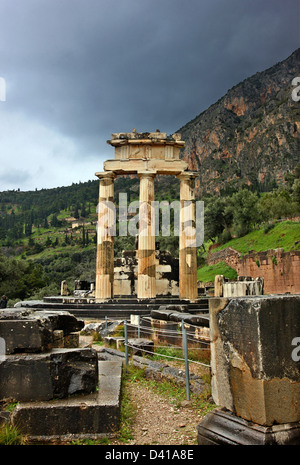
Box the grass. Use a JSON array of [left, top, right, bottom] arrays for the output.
[[116, 365, 143, 443], [197, 261, 238, 282], [212, 220, 300, 255], [148, 346, 211, 367], [0, 423, 27, 445], [197, 220, 300, 283]]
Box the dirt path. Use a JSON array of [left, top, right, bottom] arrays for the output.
[[115, 382, 204, 445], [81, 335, 209, 446]]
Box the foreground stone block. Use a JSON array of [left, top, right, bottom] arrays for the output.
[[11, 360, 122, 442], [197, 408, 300, 445], [209, 295, 300, 426], [0, 308, 84, 353], [0, 319, 47, 354], [0, 348, 98, 401]]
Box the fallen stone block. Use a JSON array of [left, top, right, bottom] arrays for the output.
[[197, 408, 300, 445], [150, 309, 175, 321], [104, 336, 125, 350], [10, 360, 122, 443], [159, 304, 188, 313], [52, 330, 64, 348], [0, 319, 49, 354], [168, 312, 192, 323], [0, 348, 98, 402], [64, 332, 79, 348], [0, 309, 84, 353], [127, 338, 154, 356], [181, 314, 209, 327], [82, 320, 124, 338]]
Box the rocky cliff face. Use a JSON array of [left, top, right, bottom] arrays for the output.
[[178, 49, 300, 195]]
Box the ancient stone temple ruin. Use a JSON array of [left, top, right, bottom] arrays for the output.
[[95, 130, 198, 302]]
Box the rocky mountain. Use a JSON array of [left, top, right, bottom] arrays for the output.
[[178, 49, 300, 196]]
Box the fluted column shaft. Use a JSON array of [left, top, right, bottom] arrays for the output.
[[137, 172, 156, 299], [95, 172, 115, 300], [178, 173, 198, 301]]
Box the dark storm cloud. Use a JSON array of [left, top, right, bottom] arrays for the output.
[[0, 0, 299, 190]]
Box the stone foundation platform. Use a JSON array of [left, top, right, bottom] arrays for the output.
[[10, 360, 122, 443], [197, 408, 300, 445]]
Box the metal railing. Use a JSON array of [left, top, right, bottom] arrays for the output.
[[123, 317, 211, 401]]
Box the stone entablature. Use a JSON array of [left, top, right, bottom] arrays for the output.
[[103, 130, 188, 175]]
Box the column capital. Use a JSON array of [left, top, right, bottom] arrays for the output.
[[137, 170, 157, 179], [95, 171, 116, 180], [176, 170, 199, 181]]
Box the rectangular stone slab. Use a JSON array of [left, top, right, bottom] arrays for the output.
[[11, 360, 122, 442], [0, 348, 98, 401], [0, 319, 45, 354], [209, 295, 300, 426], [0, 309, 84, 354], [197, 408, 300, 445]]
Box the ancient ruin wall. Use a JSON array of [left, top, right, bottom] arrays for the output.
[[208, 247, 300, 295]]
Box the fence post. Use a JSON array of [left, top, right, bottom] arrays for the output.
[[105, 315, 108, 333], [124, 320, 129, 368], [182, 321, 190, 401], [138, 315, 141, 338]]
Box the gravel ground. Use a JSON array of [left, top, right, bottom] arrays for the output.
[[113, 381, 205, 445], [81, 334, 211, 446]]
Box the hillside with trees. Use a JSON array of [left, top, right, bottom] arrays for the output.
[[0, 164, 299, 304]]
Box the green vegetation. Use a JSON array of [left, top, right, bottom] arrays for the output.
[[0, 165, 299, 302], [0, 253, 48, 302], [147, 345, 211, 367], [197, 261, 238, 282], [0, 423, 27, 445], [203, 166, 300, 245], [211, 220, 300, 255]]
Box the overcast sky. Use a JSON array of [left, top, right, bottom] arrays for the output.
[[0, 0, 299, 192]]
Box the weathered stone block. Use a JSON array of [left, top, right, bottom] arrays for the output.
[[52, 330, 64, 348], [104, 336, 125, 350], [223, 277, 264, 297], [197, 408, 300, 445], [64, 332, 79, 348], [214, 274, 224, 297], [127, 338, 154, 356], [209, 295, 300, 426], [0, 319, 46, 354], [155, 279, 172, 295], [0, 309, 84, 354], [0, 348, 98, 402], [10, 360, 122, 442]]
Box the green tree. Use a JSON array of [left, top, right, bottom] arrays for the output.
[[0, 253, 48, 301], [229, 188, 261, 237], [204, 196, 233, 242], [258, 189, 299, 220], [292, 178, 300, 205]]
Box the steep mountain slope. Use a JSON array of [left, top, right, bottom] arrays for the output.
[[178, 49, 300, 195]]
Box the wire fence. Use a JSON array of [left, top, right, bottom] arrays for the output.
[[122, 316, 211, 401]]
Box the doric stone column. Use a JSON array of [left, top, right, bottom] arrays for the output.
[[95, 171, 115, 300], [137, 171, 156, 299], [177, 172, 198, 301]]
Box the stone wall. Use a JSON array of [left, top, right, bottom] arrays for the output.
[[208, 247, 300, 294]]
